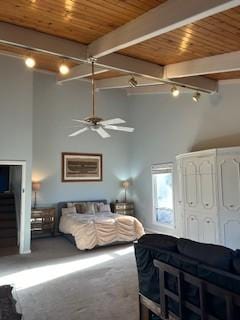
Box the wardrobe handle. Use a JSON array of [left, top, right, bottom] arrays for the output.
[[229, 204, 234, 208]]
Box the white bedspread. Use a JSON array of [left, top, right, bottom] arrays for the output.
[[59, 212, 145, 250]]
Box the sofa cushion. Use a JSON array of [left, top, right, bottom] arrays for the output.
[[177, 238, 233, 271], [138, 234, 178, 252], [233, 249, 240, 275]]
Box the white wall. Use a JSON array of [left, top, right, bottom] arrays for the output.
[[32, 73, 131, 206], [128, 82, 240, 235], [0, 56, 33, 253]]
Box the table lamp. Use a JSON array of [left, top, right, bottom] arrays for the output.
[[32, 182, 41, 209], [122, 180, 130, 202]]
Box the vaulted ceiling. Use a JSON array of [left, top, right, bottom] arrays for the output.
[[0, 0, 240, 92]]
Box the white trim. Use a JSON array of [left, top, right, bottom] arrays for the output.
[[0, 160, 28, 254], [87, 0, 240, 58], [165, 51, 240, 78]]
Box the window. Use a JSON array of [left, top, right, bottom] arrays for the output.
[[152, 163, 175, 228]]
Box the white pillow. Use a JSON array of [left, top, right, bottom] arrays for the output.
[[67, 202, 74, 208], [62, 207, 77, 216], [85, 202, 96, 214], [98, 203, 111, 213]]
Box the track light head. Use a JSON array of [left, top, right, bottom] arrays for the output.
[[59, 63, 70, 75], [171, 86, 180, 97], [128, 76, 138, 88], [193, 91, 201, 102], [25, 57, 36, 68]]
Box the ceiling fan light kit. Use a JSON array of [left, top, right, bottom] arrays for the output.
[[69, 60, 135, 139]]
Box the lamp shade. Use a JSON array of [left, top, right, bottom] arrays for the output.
[[32, 182, 41, 192], [122, 180, 130, 189]]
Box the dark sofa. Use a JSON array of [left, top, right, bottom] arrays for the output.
[[134, 234, 240, 320]]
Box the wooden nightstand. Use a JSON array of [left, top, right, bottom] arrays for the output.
[[111, 202, 134, 216], [31, 207, 56, 238]]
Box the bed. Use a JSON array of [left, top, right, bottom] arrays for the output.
[[57, 200, 145, 250]]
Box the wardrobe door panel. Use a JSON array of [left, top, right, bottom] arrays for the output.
[[224, 220, 240, 250], [186, 215, 200, 242], [219, 158, 240, 211], [203, 218, 216, 244], [184, 161, 198, 209], [199, 160, 215, 210]]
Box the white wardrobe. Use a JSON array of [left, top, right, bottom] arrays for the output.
[[176, 147, 240, 250]]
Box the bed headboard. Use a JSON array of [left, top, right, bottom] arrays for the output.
[[56, 199, 107, 231]]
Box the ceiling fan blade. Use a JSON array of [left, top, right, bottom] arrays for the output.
[[72, 119, 89, 124], [69, 127, 88, 137], [99, 118, 126, 125], [104, 125, 135, 132], [93, 127, 111, 138]]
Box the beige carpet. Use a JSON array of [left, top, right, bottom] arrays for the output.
[[0, 238, 139, 320]]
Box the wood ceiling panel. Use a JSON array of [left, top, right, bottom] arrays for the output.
[[208, 71, 240, 80], [120, 7, 240, 65], [0, 0, 166, 44]]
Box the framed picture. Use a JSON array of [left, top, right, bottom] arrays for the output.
[[62, 153, 102, 182]]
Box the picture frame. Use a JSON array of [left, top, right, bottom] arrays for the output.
[[62, 152, 102, 182]]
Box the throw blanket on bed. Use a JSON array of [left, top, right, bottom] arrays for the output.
[[59, 212, 145, 250]]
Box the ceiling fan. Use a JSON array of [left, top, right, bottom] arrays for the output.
[[69, 60, 135, 139]]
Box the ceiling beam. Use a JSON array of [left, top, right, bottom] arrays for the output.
[[171, 76, 217, 93], [87, 0, 240, 58], [97, 53, 163, 79], [0, 22, 87, 62], [164, 51, 240, 78], [0, 22, 217, 93], [95, 74, 217, 93], [126, 85, 193, 96], [57, 63, 109, 84], [95, 75, 164, 90]]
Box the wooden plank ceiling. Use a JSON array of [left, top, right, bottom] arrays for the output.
[[0, 1, 239, 80], [119, 7, 240, 65]]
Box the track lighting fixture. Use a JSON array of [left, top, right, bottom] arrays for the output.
[[171, 86, 180, 97], [192, 91, 201, 102], [59, 62, 70, 75], [128, 76, 138, 88], [25, 56, 36, 68]]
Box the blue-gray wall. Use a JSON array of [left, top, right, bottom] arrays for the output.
[[0, 56, 33, 253], [128, 83, 240, 235], [32, 73, 131, 206]]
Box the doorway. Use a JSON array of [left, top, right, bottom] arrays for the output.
[[0, 161, 26, 255]]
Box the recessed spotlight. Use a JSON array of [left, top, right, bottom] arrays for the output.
[[128, 76, 138, 88], [171, 86, 180, 97], [193, 91, 201, 102], [25, 57, 36, 68], [59, 63, 70, 75]]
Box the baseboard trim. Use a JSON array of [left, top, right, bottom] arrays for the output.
[[20, 249, 31, 255]]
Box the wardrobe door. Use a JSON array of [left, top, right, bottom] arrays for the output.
[[202, 218, 217, 244], [186, 214, 200, 242], [199, 159, 215, 210], [219, 157, 240, 211], [223, 220, 240, 250], [183, 160, 198, 209]]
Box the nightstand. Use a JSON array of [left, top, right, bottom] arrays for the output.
[[31, 207, 56, 238], [111, 202, 134, 216]]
